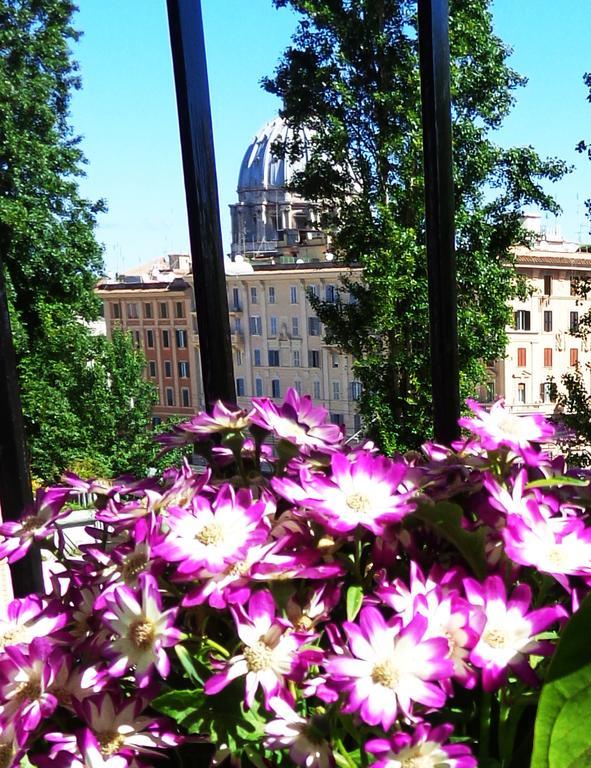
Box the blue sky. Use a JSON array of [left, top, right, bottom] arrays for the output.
[[69, 1, 591, 274]]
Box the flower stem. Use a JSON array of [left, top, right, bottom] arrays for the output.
[[479, 689, 492, 761]]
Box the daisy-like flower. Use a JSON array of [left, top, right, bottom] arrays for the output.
[[154, 484, 269, 577], [459, 399, 553, 462], [465, 575, 566, 691], [325, 607, 453, 729], [176, 400, 252, 437], [0, 486, 72, 563], [0, 721, 25, 768], [101, 574, 180, 687], [264, 697, 334, 768], [204, 590, 312, 707], [251, 388, 343, 450], [0, 595, 67, 653], [0, 638, 60, 732], [45, 693, 183, 761], [273, 452, 415, 535], [366, 722, 476, 768]]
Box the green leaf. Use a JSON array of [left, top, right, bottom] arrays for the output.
[[346, 585, 364, 621], [413, 501, 487, 579], [531, 592, 591, 767], [174, 645, 203, 684], [526, 476, 589, 489], [152, 689, 202, 724]]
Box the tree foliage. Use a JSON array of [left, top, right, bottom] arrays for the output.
[[0, 0, 158, 481], [264, 0, 567, 452]]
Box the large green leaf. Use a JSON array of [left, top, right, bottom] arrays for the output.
[[413, 502, 487, 579], [531, 592, 591, 767]]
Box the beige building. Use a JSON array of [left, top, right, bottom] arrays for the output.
[[491, 214, 591, 415]]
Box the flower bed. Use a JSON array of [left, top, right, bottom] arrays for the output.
[[0, 392, 589, 767]]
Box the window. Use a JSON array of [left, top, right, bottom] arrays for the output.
[[290, 286, 298, 304], [484, 381, 495, 403], [332, 381, 341, 400], [517, 347, 527, 367], [353, 414, 362, 431], [269, 316, 278, 336], [255, 378, 263, 396], [148, 361, 157, 377], [294, 380, 302, 395], [351, 381, 362, 401], [132, 330, 141, 348], [313, 381, 321, 399], [332, 352, 339, 368], [143, 302, 153, 319], [164, 361, 172, 378], [235, 317, 242, 334], [236, 350, 243, 366], [293, 350, 301, 367], [176, 329, 187, 348], [250, 316, 262, 335], [146, 329, 154, 348], [570, 276, 580, 297], [250, 287, 258, 304], [268, 286, 276, 304], [181, 388, 190, 407], [111, 303, 121, 319], [165, 387, 174, 406], [570, 312, 579, 332], [325, 284, 337, 303], [540, 382, 555, 403], [254, 349, 261, 366], [232, 287, 241, 310], [308, 285, 319, 299], [152, 416, 162, 428], [178, 361, 190, 378], [514, 310, 531, 331], [308, 350, 320, 368], [175, 301, 184, 319], [543, 348, 552, 367], [159, 302, 169, 319], [271, 379, 281, 398], [517, 383, 526, 404], [162, 330, 170, 348], [543, 310, 553, 332], [127, 303, 138, 319], [236, 378, 245, 396], [570, 348, 579, 367], [330, 413, 345, 426], [268, 350, 280, 367], [292, 317, 299, 337], [543, 275, 552, 296], [309, 317, 321, 336]]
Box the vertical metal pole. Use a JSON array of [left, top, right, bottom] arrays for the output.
[[166, 0, 236, 406], [417, 0, 460, 443], [0, 264, 44, 596]]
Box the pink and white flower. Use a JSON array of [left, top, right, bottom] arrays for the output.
[[366, 722, 476, 768], [175, 401, 252, 437], [326, 607, 453, 729], [101, 574, 180, 687], [264, 697, 334, 768], [0, 595, 67, 654], [465, 575, 566, 691]]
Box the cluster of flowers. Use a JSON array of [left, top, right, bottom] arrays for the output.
[[0, 390, 588, 767]]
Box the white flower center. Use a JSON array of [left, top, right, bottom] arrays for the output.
[[400, 752, 433, 768], [20, 515, 44, 533], [483, 627, 508, 649], [546, 545, 568, 569], [346, 493, 371, 514], [244, 640, 274, 672], [497, 415, 522, 438], [121, 552, 149, 583], [129, 618, 156, 650], [371, 658, 400, 689], [196, 522, 224, 545], [97, 731, 126, 757], [15, 678, 41, 703], [0, 625, 29, 650]]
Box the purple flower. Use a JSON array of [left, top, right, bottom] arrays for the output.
[[459, 399, 553, 462], [366, 723, 476, 768], [205, 590, 312, 707], [0, 721, 26, 768], [154, 485, 269, 577], [264, 697, 334, 768], [0, 486, 72, 563], [0, 595, 67, 653], [251, 388, 343, 450], [465, 575, 566, 691], [274, 452, 416, 535], [325, 607, 453, 729], [101, 574, 180, 687], [176, 400, 252, 437]]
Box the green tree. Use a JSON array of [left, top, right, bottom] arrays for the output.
[[0, 0, 158, 480], [264, 0, 567, 452]]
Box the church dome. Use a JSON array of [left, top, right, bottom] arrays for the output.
[[237, 116, 313, 192]]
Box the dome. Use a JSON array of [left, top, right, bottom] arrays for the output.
[[237, 116, 313, 192]]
